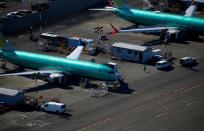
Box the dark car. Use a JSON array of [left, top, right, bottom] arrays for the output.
[[179, 57, 197, 67]]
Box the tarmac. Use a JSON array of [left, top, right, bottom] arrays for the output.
[[0, 1, 204, 131]]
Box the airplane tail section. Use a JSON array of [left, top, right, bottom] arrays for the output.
[[108, 23, 119, 35], [108, 0, 128, 8]]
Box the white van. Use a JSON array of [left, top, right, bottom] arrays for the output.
[[41, 102, 66, 113]]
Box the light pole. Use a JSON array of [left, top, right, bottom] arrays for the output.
[[31, 1, 50, 34], [94, 26, 103, 45]]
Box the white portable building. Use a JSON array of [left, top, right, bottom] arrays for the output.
[[111, 42, 152, 63]]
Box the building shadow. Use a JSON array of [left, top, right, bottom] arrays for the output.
[[1, 66, 25, 74], [184, 63, 200, 72], [157, 66, 174, 72]]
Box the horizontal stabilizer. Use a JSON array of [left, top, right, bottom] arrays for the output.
[[89, 6, 117, 12], [89, 8, 116, 11]]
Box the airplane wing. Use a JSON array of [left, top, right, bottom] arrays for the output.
[[184, 5, 197, 17], [66, 46, 84, 60], [118, 27, 178, 33], [109, 23, 178, 34], [0, 70, 62, 77]]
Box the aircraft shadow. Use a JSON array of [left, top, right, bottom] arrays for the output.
[[111, 81, 134, 94], [120, 24, 139, 30], [1, 67, 25, 74], [157, 66, 174, 72], [23, 82, 75, 93], [143, 39, 164, 46]]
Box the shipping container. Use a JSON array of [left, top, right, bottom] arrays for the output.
[[111, 42, 152, 63], [0, 87, 25, 106]]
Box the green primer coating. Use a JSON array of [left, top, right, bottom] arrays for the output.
[[0, 50, 117, 81], [116, 8, 204, 34]]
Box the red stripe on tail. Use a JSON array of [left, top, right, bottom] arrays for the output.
[[109, 23, 119, 35], [192, 0, 195, 5]]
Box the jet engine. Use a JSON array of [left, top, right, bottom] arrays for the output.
[[161, 29, 183, 43], [47, 73, 67, 84]]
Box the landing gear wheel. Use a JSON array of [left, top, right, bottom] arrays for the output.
[[79, 78, 88, 88]]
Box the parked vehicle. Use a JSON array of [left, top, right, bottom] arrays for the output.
[[156, 60, 172, 70], [17, 10, 33, 16], [6, 12, 22, 18], [152, 55, 163, 65], [41, 102, 66, 113], [180, 57, 197, 66], [0, 2, 7, 8], [0, 16, 11, 22]]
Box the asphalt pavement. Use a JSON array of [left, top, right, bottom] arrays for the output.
[[24, 57, 204, 131]]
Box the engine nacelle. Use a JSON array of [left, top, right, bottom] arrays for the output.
[[161, 30, 182, 43], [47, 73, 67, 84]]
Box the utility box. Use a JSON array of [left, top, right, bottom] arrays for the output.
[[0, 88, 25, 106], [111, 42, 152, 63]]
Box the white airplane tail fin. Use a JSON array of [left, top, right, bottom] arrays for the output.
[[185, 0, 197, 16]]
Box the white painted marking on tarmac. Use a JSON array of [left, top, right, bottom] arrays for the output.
[[18, 35, 26, 38], [174, 87, 185, 92], [186, 101, 198, 106], [154, 112, 168, 118], [123, 125, 134, 130]]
